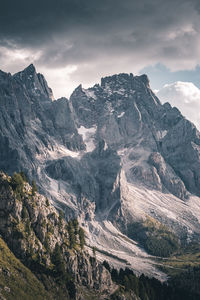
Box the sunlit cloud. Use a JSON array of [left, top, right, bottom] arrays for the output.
[[38, 65, 78, 99], [156, 81, 200, 129]]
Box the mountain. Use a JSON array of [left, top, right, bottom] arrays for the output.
[[0, 171, 116, 300], [1, 64, 200, 280], [1, 171, 198, 300]]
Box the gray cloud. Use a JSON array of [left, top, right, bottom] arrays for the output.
[[1, 0, 200, 97], [156, 81, 200, 129]]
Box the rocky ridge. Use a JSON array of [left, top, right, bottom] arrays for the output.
[[0, 172, 116, 299], [1, 65, 200, 277]]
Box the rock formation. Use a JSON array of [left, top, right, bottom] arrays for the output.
[[1, 65, 200, 277]]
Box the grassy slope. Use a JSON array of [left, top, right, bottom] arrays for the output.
[[156, 243, 200, 277], [0, 237, 51, 300]]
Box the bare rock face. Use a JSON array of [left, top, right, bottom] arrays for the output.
[[1, 64, 200, 272], [0, 172, 115, 298], [13, 64, 54, 101], [0, 64, 85, 176], [149, 152, 187, 199]]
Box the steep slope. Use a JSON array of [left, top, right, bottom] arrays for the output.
[[1, 65, 200, 278], [0, 172, 116, 299], [0, 236, 51, 300], [0, 64, 84, 176]]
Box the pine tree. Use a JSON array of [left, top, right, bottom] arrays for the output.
[[78, 227, 85, 250], [124, 275, 131, 291], [52, 243, 65, 277], [102, 260, 111, 272], [72, 218, 79, 235], [45, 198, 50, 206], [22, 205, 29, 219], [92, 246, 96, 257], [32, 180, 37, 196], [111, 268, 119, 282], [139, 281, 148, 300], [19, 171, 28, 182], [11, 172, 24, 193], [68, 221, 76, 249]]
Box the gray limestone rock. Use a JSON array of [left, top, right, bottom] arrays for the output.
[[1, 64, 200, 257]]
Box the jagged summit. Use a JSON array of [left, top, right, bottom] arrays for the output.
[[71, 72, 150, 102], [1, 65, 200, 279], [13, 63, 37, 78], [100, 72, 150, 89], [101, 73, 134, 87], [22, 63, 36, 74], [12, 63, 54, 100]]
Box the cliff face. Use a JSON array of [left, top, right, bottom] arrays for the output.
[[0, 64, 84, 177], [0, 172, 116, 299], [1, 65, 200, 277], [0, 236, 51, 300]]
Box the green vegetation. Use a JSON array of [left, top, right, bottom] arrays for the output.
[[92, 246, 96, 257], [0, 172, 91, 299], [19, 171, 28, 182], [51, 243, 76, 298], [73, 218, 79, 235], [0, 237, 50, 300], [79, 227, 85, 250], [10, 172, 25, 200], [107, 242, 200, 300], [31, 179, 37, 196], [21, 205, 29, 219], [45, 198, 50, 206], [2, 171, 200, 300], [67, 220, 76, 249], [52, 243, 66, 278], [157, 242, 200, 284], [127, 217, 179, 257], [66, 219, 85, 250], [107, 263, 198, 300]]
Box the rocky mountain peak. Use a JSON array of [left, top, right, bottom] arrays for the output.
[[96, 73, 153, 104], [71, 84, 84, 97], [2, 65, 200, 283], [23, 63, 36, 74], [13, 63, 37, 80], [13, 64, 54, 101], [138, 74, 150, 87], [101, 73, 133, 87], [100, 73, 133, 94]]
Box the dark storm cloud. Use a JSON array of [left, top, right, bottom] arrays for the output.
[[0, 0, 197, 49], [1, 0, 200, 97]]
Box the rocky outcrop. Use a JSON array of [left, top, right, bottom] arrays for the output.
[[0, 64, 84, 176], [0, 172, 115, 299], [1, 64, 200, 271], [148, 152, 187, 199]]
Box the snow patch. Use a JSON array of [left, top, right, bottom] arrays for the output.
[[156, 130, 167, 140], [118, 111, 125, 118], [78, 126, 96, 152], [104, 141, 108, 150], [83, 88, 97, 100], [36, 144, 80, 161]]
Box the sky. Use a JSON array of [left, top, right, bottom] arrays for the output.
[[1, 0, 200, 127]]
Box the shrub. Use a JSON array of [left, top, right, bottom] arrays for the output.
[[78, 227, 85, 250], [11, 172, 24, 194], [31, 180, 37, 196]]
